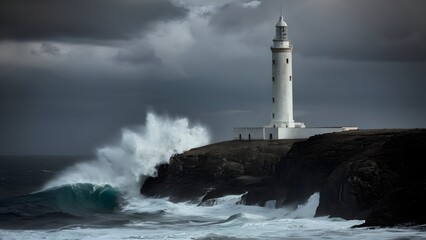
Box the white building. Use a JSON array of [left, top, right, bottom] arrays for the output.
[[234, 16, 357, 140]]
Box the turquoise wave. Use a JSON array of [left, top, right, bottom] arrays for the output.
[[0, 183, 121, 218]]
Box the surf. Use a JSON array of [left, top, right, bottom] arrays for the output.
[[43, 112, 210, 195], [0, 183, 119, 217], [0, 112, 210, 227]]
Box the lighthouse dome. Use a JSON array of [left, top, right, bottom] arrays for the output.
[[276, 16, 287, 27]]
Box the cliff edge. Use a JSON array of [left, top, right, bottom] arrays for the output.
[[141, 129, 426, 227]]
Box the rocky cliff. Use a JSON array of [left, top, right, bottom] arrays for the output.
[[141, 140, 301, 203], [141, 129, 426, 227]]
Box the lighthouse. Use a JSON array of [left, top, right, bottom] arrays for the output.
[[233, 16, 357, 140], [270, 16, 304, 129]]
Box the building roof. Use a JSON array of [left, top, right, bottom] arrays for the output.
[[276, 16, 287, 27]]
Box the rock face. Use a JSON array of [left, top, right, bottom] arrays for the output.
[[274, 129, 426, 226], [318, 130, 426, 227], [141, 140, 300, 203], [141, 129, 426, 227]]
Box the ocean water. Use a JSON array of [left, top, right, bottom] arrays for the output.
[[1, 113, 425, 239]]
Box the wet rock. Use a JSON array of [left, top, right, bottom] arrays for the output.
[[141, 140, 299, 203], [141, 129, 426, 227]]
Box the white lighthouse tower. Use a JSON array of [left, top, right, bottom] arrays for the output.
[[270, 16, 304, 129], [233, 16, 357, 140]]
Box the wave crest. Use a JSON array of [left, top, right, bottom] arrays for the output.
[[43, 112, 210, 195], [0, 183, 120, 218]]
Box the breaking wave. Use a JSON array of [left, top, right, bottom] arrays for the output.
[[0, 112, 210, 228], [43, 112, 210, 195], [0, 183, 120, 220]]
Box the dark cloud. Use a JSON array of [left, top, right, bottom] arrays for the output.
[[41, 43, 61, 56], [210, 0, 426, 62], [209, 1, 298, 32], [0, 0, 425, 155], [31, 42, 62, 56], [0, 0, 187, 42], [114, 47, 161, 66], [209, 2, 265, 32], [294, 0, 426, 62], [1, 55, 425, 155], [0, 66, 259, 155]]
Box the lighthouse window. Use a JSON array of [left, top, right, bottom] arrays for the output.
[[289, 76, 292, 81], [286, 58, 289, 64], [272, 77, 275, 82], [272, 113, 275, 119], [272, 98, 275, 103], [272, 60, 275, 65]]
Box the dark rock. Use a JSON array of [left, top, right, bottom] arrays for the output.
[[141, 129, 426, 227], [274, 130, 395, 207], [354, 187, 426, 227], [240, 183, 285, 206], [313, 130, 426, 227], [141, 140, 299, 203]]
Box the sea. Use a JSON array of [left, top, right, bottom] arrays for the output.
[[0, 113, 425, 240]]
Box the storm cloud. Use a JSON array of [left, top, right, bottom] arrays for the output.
[[210, 0, 426, 61], [1, 0, 425, 155], [114, 47, 162, 66], [0, 0, 187, 42]]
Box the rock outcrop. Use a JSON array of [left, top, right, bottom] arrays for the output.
[[274, 129, 426, 227], [141, 129, 426, 227], [141, 140, 300, 203]]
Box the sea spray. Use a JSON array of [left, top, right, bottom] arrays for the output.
[[43, 112, 210, 195], [287, 192, 320, 218], [122, 193, 321, 222]]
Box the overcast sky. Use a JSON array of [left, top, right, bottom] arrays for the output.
[[1, 0, 425, 155]]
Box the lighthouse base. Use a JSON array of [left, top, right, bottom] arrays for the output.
[[233, 126, 358, 140]]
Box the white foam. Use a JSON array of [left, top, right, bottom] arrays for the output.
[[43, 112, 210, 195], [122, 192, 320, 223], [287, 192, 320, 218], [1, 217, 423, 240]]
